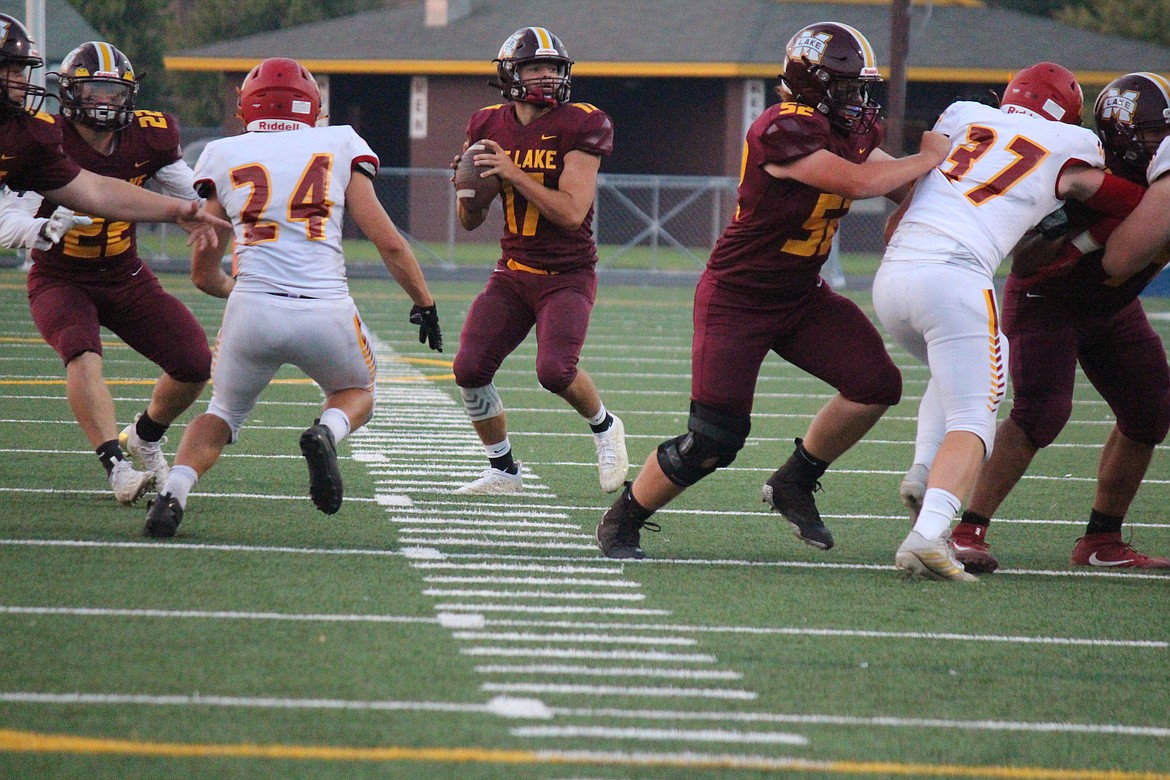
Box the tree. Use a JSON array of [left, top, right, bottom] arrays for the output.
[[1057, 0, 1170, 47]]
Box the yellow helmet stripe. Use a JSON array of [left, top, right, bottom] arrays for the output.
[[1134, 72, 1170, 104], [835, 22, 877, 69], [530, 27, 555, 51], [94, 41, 117, 73]]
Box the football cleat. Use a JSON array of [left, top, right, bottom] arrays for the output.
[[119, 413, 170, 485], [1070, 532, 1170, 569], [596, 482, 659, 559], [950, 521, 999, 574], [899, 463, 929, 525], [593, 415, 629, 494], [143, 492, 183, 538], [761, 464, 834, 550], [455, 463, 523, 495], [896, 530, 979, 582], [109, 458, 155, 505], [300, 421, 344, 515]]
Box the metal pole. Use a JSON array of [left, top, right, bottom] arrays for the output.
[[886, 0, 911, 155], [25, 0, 46, 89]]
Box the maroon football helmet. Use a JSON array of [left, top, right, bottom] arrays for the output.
[[493, 26, 573, 106], [0, 13, 46, 115], [237, 57, 321, 130], [1094, 72, 1170, 180], [57, 41, 139, 131], [779, 22, 882, 133], [1001, 62, 1083, 125]]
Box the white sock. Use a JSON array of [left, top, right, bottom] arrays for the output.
[[164, 465, 198, 509], [485, 438, 511, 459], [320, 408, 352, 443], [913, 488, 962, 540], [586, 404, 608, 428]]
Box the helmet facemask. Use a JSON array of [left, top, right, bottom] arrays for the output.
[[779, 22, 883, 135], [1094, 73, 1170, 180], [493, 27, 573, 107], [61, 76, 138, 131], [0, 62, 46, 115]]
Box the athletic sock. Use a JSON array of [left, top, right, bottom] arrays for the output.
[[319, 408, 352, 443], [960, 510, 991, 528], [1085, 509, 1123, 536], [164, 465, 198, 509], [135, 410, 169, 443], [96, 440, 126, 476], [486, 438, 517, 474], [913, 488, 962, 540]]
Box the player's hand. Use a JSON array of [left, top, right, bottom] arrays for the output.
[[175, 200, 232, 251], [918, 131, 950, 166], [472, 139, 522, 183], [409, 303, 443, 352], [34, 206, 93, 250]]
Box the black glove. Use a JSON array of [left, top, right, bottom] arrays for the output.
[[409, 303, 443, 352], [1037, 207, 1070, 241]]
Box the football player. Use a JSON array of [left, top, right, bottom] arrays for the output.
[[950, 72, 1170, 572], [596, 22, 950, 559], [873, 63, 1149, 580], [0, 14, 226, 244], [143, 58, 441, 537], [449, 27, 629, 496], [0, 41, 212, 505]]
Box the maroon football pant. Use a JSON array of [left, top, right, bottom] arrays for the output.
[[28, 260, 211, 383], [453, 265, 597, 394], [691, 273, 901, 417], [1002, 284, 1170, 447]]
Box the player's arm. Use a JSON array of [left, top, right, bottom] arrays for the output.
[[347, 171, 442, 351], [148, 160, 199, 201], [765, 130, 949, 200], [475, 139, 599, 230], [0, 188, 93, 251], [189, 196, 235, 298], [1101, 174, 1170, 278], [42, 169, 229, 249]]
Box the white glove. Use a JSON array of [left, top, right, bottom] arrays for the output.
[[34, 206, 93, 250]]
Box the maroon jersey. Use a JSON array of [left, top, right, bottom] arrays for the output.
[[32, 110, 183, 273], [466, 101, 613, 273], [706, 103, 883, 301], [0, 110, 81, 192]]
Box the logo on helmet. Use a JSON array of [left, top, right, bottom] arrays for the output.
[[1098, 89, 1139, 125], [790, 30, 832, 65]]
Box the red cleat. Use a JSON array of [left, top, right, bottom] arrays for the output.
[[949, 522, 1000, 574], [1070, 532, 1170, 569]]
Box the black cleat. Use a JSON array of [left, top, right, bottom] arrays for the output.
[[596, 482, 659, 559], [144, 492, 183, 538], [300, 421, 343, 515], [762, 465, 834, 550]]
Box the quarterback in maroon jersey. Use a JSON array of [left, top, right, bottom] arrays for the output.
[[450, 26, 629, 496], [0, 41, 211, 505], [597, 22, 950, 559], [0, 15, 226, 241], [952, 72, 1170, 571]]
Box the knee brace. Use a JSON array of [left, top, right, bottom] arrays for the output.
[[657, 401, 751, 487], [460, 383, 504, 421]]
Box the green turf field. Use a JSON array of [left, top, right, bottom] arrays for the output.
[[0, 267, 1167, 779]]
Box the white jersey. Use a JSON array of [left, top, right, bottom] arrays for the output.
[[1148, 135, 1170, 184], [193, 125, 378, 299], [894, 101, 1104, 276]]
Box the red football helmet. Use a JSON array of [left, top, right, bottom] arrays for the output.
[[1094, 72, 1170, 180], [779, 21, 883, 133], [493, 26, 573, 106], [237, 57, 321, 131], [0, 13, 47, 115], [1001, 62, 1083, 124]]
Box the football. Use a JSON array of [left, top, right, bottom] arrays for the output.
[[454, 143, 501, 213]]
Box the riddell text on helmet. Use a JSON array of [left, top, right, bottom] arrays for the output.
[[255, 119, 304, 131]]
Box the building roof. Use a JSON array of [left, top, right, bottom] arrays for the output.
[[0, 0, 102, 63], [165, 0, 1170, 86]]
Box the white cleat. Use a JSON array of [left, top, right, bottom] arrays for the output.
[[454, 463, 524, 495], [594, 415, 629, 494], [895, 530, 978, 582], [109, 458, 156, 505], [899, 463, 929, 524], [120, 413, 170, 486]]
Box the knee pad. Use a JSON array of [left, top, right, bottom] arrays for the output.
[[1010, 397, 1072, 449], [536, 360, 576, 395], [164, 345, 213, 384], [657, 401, 750, 487], [460, 383, 504, 421], [1117, 389, 1170, 446]]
